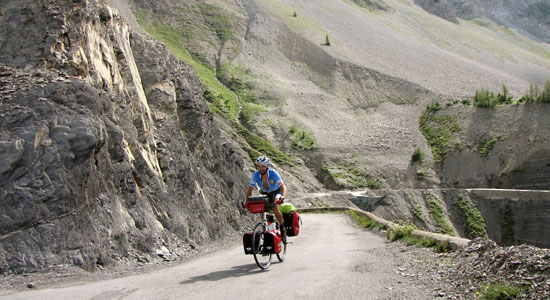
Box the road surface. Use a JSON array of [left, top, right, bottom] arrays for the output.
[[1, 213, 436, 299]]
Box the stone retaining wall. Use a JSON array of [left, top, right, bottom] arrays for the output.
[[467, 189, 550, 248]]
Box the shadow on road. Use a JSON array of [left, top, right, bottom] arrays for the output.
[[179, 264, 264, 284]]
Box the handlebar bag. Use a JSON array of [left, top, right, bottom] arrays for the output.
[[248, 199, 266, 213]]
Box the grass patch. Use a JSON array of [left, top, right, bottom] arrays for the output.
[[410, 198, 426, 223], [419, 110, 461, 164], [217, 62, 266, 124], [478, 135, 503, 157], [191, 3, 238, 43], [416, 169, 429, 180], [288, 125, 316, 150], [454, 195, 488, 239], [234, 120, 293, 166], [425, 192, 456, 236], [323, 165, 383, 189], [479, 283, 526, 300], [347, 210, 387, 230], [402, 236, 421, 246], [348, 211, 456, 253]]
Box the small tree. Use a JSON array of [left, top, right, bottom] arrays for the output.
[[474, 88, 496, 108], [325, 34, 331, 46], [541, 80, 550, 103], [293, 11, 297, 17], [496, 84, 512, 104], [521, 83, 537, 103]]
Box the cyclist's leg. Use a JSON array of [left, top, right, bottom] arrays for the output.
[[273, 193, 284, 225], [273, 193, 287, 243]]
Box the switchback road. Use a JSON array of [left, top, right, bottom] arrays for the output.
[[2, 213, 440, 299]]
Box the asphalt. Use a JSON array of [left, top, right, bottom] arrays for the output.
[[1, 213, 438, 300]]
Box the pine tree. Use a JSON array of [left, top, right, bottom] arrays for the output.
[[325, 34, 331, 46], [541, 80, 550, 103]]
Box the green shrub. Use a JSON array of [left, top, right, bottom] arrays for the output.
[[386, 223, 416, 241], [434, 240, 452, 253], [426, 101, 441, 112], [411, 147, 424, 163], [403, 236, 421, 246], [462, 98, 472, 105], [419, 237, 437, 248]]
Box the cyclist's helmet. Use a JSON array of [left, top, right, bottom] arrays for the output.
[[256, 156, 271, 167]]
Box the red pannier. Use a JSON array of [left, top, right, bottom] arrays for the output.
[[243, 231, 260, 255], [263, 230, 282, 254], [283, 212, 301, 237], [247, 196, 267, 214]]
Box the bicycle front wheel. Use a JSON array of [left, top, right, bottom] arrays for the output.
[[252, 222, 272, 270], [276, 238, 287, 262], [276, 224, 287, 262]]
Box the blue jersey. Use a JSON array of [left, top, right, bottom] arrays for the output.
[[249, 169, 283, 193]]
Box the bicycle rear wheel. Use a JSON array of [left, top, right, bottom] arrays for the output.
[[252, 222, 272, 270]]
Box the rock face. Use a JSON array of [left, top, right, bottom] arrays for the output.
[[415, 0, 550, 43], [0, 0, 250, 273]]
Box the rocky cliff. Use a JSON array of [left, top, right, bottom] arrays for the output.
[[415, 0, 550, 43], [0, 0, 252, 274]]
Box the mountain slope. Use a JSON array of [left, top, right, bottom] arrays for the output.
[[229, 0, 550, 190], [1, 0, 549, 275]]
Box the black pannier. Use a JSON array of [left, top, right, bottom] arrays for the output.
[[243, 231, 260, 254]]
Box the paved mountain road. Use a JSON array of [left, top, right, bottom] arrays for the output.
[[2, 214, 437, 299]]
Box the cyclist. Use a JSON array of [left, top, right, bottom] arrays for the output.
[[244, 156, 287, 242]]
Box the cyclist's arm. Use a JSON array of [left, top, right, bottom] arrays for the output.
[[278, 181, 287, 199], [245, 185, 254, 204]]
